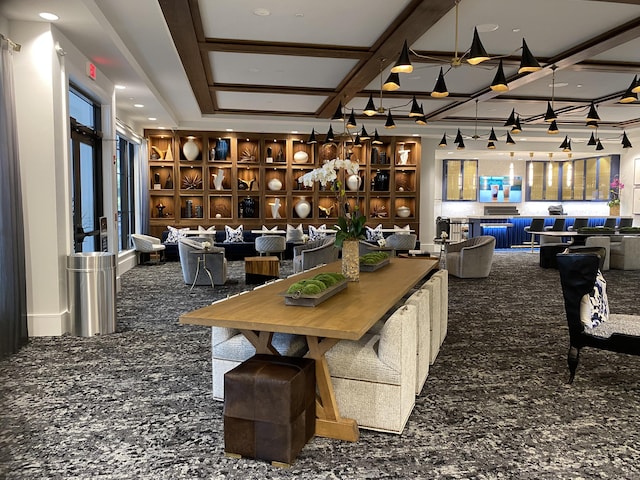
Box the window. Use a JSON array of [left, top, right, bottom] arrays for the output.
[[116, 136, 136, 251], [69, 85, 103, 252], [443, 159, 477, 201]]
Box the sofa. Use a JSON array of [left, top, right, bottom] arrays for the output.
[[446, 235, 496, 278], [178, 237, 228, 286], [610, 236, 640, 270]]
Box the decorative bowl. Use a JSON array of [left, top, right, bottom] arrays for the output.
[[293, 151, 309, 164], [397, 206, 411, 218]]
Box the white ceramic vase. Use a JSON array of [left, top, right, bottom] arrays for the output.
[[295, 198, 311, 219], [293, 151, 309, 164], [183, 136, 200, 161], [268, 177, 283, 191], [213, 168, 225, 190], [346, 174, 361, 192], [270, 198, 282, 219]]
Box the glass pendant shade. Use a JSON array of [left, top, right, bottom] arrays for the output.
[[467, 28, 490, 65], [518, 38, 541, 74], [383, 72, 401, 91], [431, 67, 449, 98], [547, 120, 559, 134], [409, 96, 422, 117], [490, 60, 509, 92], [384, 111, 396, 129], [391, 40, 413, 73], [363, 94, 377, 116], [346, 109, 357, 129], [544, 102, 557, 122]]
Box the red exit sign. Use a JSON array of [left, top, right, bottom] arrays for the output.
[[86, 62, 96, 81]]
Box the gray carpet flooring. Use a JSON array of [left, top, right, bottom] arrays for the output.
[[1, 251, 640, 479]]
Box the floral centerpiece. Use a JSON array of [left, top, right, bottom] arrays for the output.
[[299, 157, 365, 281], [607, 175, 624, 208]]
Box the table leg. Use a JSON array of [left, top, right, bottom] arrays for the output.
[[189, 255, 203, 293]]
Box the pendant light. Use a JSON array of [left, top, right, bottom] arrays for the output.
[[438, 133, 448, 148], [547, 120, 559, 134], [620, 76, 638, 103], [415, 104, 427, 125], [596, 139, 604, 151], [359, 126, 370, 140], [346, 109, 357, 129], [383, 72, 401, 91], [372, 129, 383, 145], [488, 128, 498, 142], [586, 102, 600, 129], [490, 60, 509, 92], [487, 141, 496, 149], [431, 67, 449, 98], [409, 96, 422, 117], [384, 110, 396, 129], [353, 134, 362, 147], [506, 131, 516, 145], [511, 116, 522, 135], [467, 28, 490, 65], [518, 38, 541, 74], [559, 136, 569, 150], [622, 131, 633, 149], [331, 102, 344, 121], [391, 40, 413, 73], [307, 128, 317, 144], [456, 138, 466, 150], [504, 108, 517, 127], [363, 94, 377, 116], [587, 132, 597, 146], [454, 129, 463, 145], [632, 76, 640, 93], [563, 139, 572, 153], [544, 102, 557, 122], [325, 125, 335, 143]]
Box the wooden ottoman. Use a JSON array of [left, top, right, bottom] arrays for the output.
[[244, 256, 279, 284], [223, 354, 315, 467]]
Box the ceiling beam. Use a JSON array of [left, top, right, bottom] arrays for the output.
[[316, 0, 455, 118], [212, 84, 333, 96], [200, 39, 369, 59]]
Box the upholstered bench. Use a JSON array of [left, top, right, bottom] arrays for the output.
[[223, 354, 315, 467]]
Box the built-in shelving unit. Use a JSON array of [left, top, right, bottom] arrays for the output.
[[144, 130, 421, 238]]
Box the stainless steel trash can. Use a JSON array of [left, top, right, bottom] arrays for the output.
[[67, 252, 116, 336]]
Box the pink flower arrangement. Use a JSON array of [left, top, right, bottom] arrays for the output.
[[608, 175, 624, 207]]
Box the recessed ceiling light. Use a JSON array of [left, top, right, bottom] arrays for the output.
[[253, 8, 270, 16], [412, 133, 420, 137], [225, 128, 233, 132], [291, 130, 299, 134], [549, 82, 569, 88], [134, 104, 144, 108], [148, 117, 157, 121], [295, 13, 304, 18], [577, 84, 583, 88], [39, 12, 59, 21], [477, 24, 499, 33], [512, 28, 521, 33], [115, 85, 126, 90]]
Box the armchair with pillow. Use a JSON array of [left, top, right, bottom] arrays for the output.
[[178, 237, 228, 285]]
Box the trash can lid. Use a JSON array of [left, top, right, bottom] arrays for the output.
[[67, 252, 116, 270]]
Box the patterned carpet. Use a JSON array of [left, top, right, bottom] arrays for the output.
[[1, 251, 640, 479]]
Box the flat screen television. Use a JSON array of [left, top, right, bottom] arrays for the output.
[[478, 176, 522, 203]]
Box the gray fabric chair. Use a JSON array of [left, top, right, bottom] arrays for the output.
[[255, 235, 286, 259], [385, 233, 417, 254], [610, 236, 640, 270], [178, 237, 227, 285], [292, 237, 338, 273], [446, 235, 496, 279], [131, 233, 166, 264]]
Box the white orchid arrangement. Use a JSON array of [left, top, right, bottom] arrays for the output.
[[201, 241, 212, 250], [298, 157, 365, 247]]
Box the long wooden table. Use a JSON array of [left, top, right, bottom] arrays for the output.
[[180, 257, 439, 442]]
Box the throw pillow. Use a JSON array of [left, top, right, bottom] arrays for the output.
[[166, 225, 188, 243], [224, 224, 244, 243], [394, 224, 411, 235], [198, 225, 216, 232], [365, 224, 384, 243], [580, 270, 609, 329], [261, 225, 279, 232], [309, 224, 327, 242], [286, 223, 304, 243]]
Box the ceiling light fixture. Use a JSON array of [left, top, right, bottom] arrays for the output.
[[438, 133, 448, 148], [363, 94, 377, 116], [505, 131, 516, 145], [331, 102, 344, 121], [382, 72, 401, 91], [587, 131, 597, 146], [596, 139, 604, 151], [39, 12, 59, 21], [490, 60, 509, 92], [547, 120, 559, 135], [518, 39, 541, 73], [391, 40, 413, 73], [372, 129, 383, 145], [384, 111, 396, 129], [431, 67, 449, 98], [346, 109, 357, 129], [307, 129, 317, 144], [359, 126, 370, 140], [325, 125, 335, 143], [620, 75, 638, 103], [622, 131, 633, 148]]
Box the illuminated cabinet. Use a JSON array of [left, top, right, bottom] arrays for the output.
[[144, 130, 421, 237]]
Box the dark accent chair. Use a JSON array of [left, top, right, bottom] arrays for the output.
[[618, 218, 633, 229], [524, 218, 546, 252], [604, 217, 617, 228], [568, 218, 588, 231], [556, 251, 640, 384]]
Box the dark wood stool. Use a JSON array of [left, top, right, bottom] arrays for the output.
[[244, 256, 279, 284], [223, 354, 315, 467]]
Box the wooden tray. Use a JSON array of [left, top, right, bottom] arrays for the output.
[[359, 257, 390, 272], [280, 279, 348, 307]]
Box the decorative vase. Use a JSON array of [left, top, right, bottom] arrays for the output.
[[293, 151, 309, 164], [268, 177, 283, 191], [183, 137, 200, 161], [610, 204, 620, 216], [214, 138, 229, 160], [295, 198, 311, 219], [374, 170, 390, 191], [164, 173, 173, 189], [346, 174, 362, 192], [213, 168, 225, 190], [398, 149, 409, 165], [341, 239, 360, 282], [270, 198, 282, 219], [240, 197, 257, 218]]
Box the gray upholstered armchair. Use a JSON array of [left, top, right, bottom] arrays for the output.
[[292, 236, 338, 273], [446, 235, 496, 278], [178, 237, 228, 285], [131, 233, 166, 264], [385, 233, 417, 254]]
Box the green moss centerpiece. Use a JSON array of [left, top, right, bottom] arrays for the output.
[[281, 272, 347, 306]]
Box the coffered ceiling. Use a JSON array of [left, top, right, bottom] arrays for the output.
[[2, 0, 640, 154]]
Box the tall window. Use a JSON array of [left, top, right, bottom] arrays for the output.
[[443, 159, 478, 200], [116, 135, 136, 251], [69, 86, 103, 252]]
